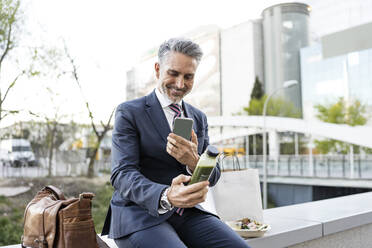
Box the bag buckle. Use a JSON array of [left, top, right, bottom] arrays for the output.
[[79, 192, 95, 200]]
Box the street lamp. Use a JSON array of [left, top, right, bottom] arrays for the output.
[[262, 80, 298, 209]]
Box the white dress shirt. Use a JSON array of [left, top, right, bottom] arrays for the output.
[[155, 88, 184, 129], [155, 88, 194, 214], [155, 88, 194, 175]]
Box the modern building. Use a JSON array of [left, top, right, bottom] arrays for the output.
[[262, 2, 311, 114], [220, 19, 264, 116], [126, 22, 265, 117], [305, 0, 372, 39], [301, 21, 372, 124]]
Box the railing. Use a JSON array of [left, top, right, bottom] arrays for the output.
[[2, 152, 372, 179], [220, 154, 372, 179]]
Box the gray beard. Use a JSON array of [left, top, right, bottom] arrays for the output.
[[159, 85, 184, 103]]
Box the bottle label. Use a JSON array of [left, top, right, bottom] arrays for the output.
[[189, 166, 214, 184]]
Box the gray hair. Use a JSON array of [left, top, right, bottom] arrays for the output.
[[158, 38, 203, 64]]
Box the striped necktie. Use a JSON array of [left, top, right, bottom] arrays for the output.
[[169, 103, 182, 122], [169, 103, 185, 216]]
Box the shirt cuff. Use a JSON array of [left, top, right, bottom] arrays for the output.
[[186, 166, 193, 175]]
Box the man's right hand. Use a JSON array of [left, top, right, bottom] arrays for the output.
[[167, 174, 209, 208]]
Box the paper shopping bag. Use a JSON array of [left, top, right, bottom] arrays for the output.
[[211, 169, 263, 222]]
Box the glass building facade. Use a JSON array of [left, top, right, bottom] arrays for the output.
[[300, 43, 372, 122], [262, 3, 310, 114]]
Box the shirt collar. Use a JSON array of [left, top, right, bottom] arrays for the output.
[[155, 87, 183, 109]]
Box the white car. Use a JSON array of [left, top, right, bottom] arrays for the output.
[[0, 139, 36, 167]]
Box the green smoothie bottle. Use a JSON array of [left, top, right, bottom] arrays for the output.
[[189, 145, 219, 185]]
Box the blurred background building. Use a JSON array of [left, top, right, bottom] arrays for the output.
[[262, 2, 310, 115], [306, 0, 372, 38], [301, 22, 372, 124], [125, 0, 372, 126], [220, 19, 264, 116]]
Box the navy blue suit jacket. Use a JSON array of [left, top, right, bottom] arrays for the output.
[[102, 90, 221, 239]]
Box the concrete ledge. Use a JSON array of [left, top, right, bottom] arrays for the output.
[[289, 222, 372, 248], [248, 192, 372, 247], [245, 216, 322, 248], [3, 192, 372, 248], [266, 176, 372, 189]]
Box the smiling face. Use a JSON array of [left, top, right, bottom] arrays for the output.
[[155, 52, 198, 103]]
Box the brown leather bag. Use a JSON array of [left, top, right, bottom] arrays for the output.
[[21, 185, 109, 248]]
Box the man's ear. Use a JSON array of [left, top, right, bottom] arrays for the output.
[[155, 62, 160, 79]]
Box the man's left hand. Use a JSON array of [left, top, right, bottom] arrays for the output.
[[167, 130, 199, 172]]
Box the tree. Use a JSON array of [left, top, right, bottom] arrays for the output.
[[0, 0, 40, 124], [243, 79, 302, 154], [27, 44, 71, 174], [29, 110, 66, 176], [26, 120, 82, 162], [245, 75, 300, 118], [0, 0, 21, 123], [244, 95, 301, 118], [21, 39, 84, 174], [315, 97, 367, 126], [314, 97, 368, 154], [250, 76, 264, 100], [65, 46, 114, 178]]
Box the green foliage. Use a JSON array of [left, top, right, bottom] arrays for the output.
[[250, 76, 264, 100], [244, 96, 264, 115], [0, 0, 20, 54], [0, 0, 28, 123], [0, 196, 24, 245], [92, 182, 114, 234], [314, 97, 369, 154], [244, 95, 301, 118], [315, 97, 367, 126], [244, 76, 301, 118]]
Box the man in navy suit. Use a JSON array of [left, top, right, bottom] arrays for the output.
[[102, 38, 250, 248]]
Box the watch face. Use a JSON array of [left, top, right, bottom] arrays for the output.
[[161, 199, 172, 210]]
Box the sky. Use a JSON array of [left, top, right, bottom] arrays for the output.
[[2, 0, 292, 127]]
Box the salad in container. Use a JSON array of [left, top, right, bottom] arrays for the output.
[[226, 217, 270, 238]]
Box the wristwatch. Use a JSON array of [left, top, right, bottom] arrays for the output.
[[160, 187, 173, 211]]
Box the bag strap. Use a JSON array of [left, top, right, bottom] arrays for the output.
[[44, 185, 66, 200]]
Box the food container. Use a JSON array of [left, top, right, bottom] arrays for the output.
[[225, 219, 271, 238]]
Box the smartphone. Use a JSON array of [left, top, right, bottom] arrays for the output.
[[173, 117, 194, 140]]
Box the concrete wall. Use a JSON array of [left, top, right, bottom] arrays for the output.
[[322, 21, 372, 58], [289, 222, 372, 248]]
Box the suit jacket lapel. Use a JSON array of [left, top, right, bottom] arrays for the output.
[[182, 101, 198, 133], [145, 90, 171, 143]]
